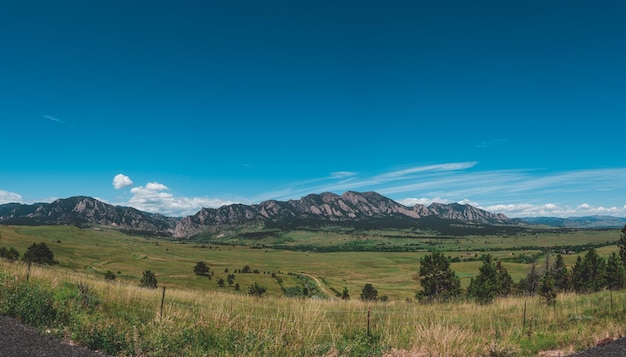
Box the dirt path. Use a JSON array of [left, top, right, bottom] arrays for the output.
[[299, 273, 339, 300], [0, 315, 110, 357]]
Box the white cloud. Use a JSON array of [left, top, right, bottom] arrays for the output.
[[127, 182, 236, 216], [375, 162, 478, 181], [330, 171, 358, 179], [396, 197, 451, 206], [458, 199, 480, 206], [0, 190, 22, 204], [44, 115, 63, 124], [482, 202, 626, 218], [113, 174, 134, 189]]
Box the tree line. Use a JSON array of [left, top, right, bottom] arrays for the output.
[[414, 226, 626, 305]]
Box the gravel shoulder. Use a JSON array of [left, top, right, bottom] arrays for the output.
[[0, 315, 110, 357], [568, 336, 626, 357]]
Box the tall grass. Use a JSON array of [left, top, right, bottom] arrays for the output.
[[1, 260, 624, 356]]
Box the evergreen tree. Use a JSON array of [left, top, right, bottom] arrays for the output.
[[360, 283, 378, 301], [416, 252, 461, 302], [0, 246, 19, 261], [467, 255, 498, 304], [193, 261, 209, 275], [572, 249, 606, 293], [341, 287, 350, 300], [619, 225, 626, 267], [139, 270, 158, 289], [495, 260, 513, 297], [606, 252, 626, 290], [538, 272, 557, 306], [23, 242, 57, 265], [551, 254, 572, 292], [517, 261, 541, 296]]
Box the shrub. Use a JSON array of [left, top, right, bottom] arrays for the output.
[[104, 270, 116, 281], [1, 282, 57, 326], [248, 282, 266, 297], [76, 322, 128, 355]]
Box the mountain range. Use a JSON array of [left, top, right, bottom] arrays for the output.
[[0, 191, 624, 238]]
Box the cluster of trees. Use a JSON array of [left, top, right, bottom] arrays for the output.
[[0, 246, 19, 261], [0, 242, 58, 265], [417, 226, 626, 305]]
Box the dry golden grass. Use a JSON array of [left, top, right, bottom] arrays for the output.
[[2, 259, 624, 356]]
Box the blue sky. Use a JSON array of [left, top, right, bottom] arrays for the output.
[[1, 1, 625, 218]]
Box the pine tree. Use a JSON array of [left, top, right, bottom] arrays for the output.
[[551, 254, 572, 292], [417, 252, 461, 302], [23, 242, 57, 265], [341, 287, 350, 300], [606, 252, 626, 290], [467, 255, 498, 304], [572, 249, 606, 293], [360, 284, 378, 301], [538, 272, 557, 306], [495, 260, 513, 297], [193, 261, 209, 275], [139, 270, 158, 289], [619, 225, 626, 267]]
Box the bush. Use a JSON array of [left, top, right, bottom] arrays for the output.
[[247, 282, 266, 297], [104, 270, 116, 281], [1, 282, 58, 326], [76, 322, 128, 355]]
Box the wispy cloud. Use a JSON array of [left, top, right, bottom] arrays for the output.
[[330, 171, 358, 179], [250, 164, 626, 218], [271, 162, 480, 200], [44, 115, 64, 124], [476, 138, 508, 149]]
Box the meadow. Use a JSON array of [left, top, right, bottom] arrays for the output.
[[0, 224, 624, 356]]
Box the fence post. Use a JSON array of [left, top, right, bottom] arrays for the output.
[[367, 308, 371, 336], [522, 300, 527, 331], [27, 261, 31, 282], [160, 286, 166, 318]]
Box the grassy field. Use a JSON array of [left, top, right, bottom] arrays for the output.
[[1, 224, 625, 356], [1, 259, 624, 356], [0, 225, 621, 299]]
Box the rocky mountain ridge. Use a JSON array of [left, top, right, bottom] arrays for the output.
[[0, 192, 512, 238], [0, 196, 179, 236], [173, 191, 511, 238]]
